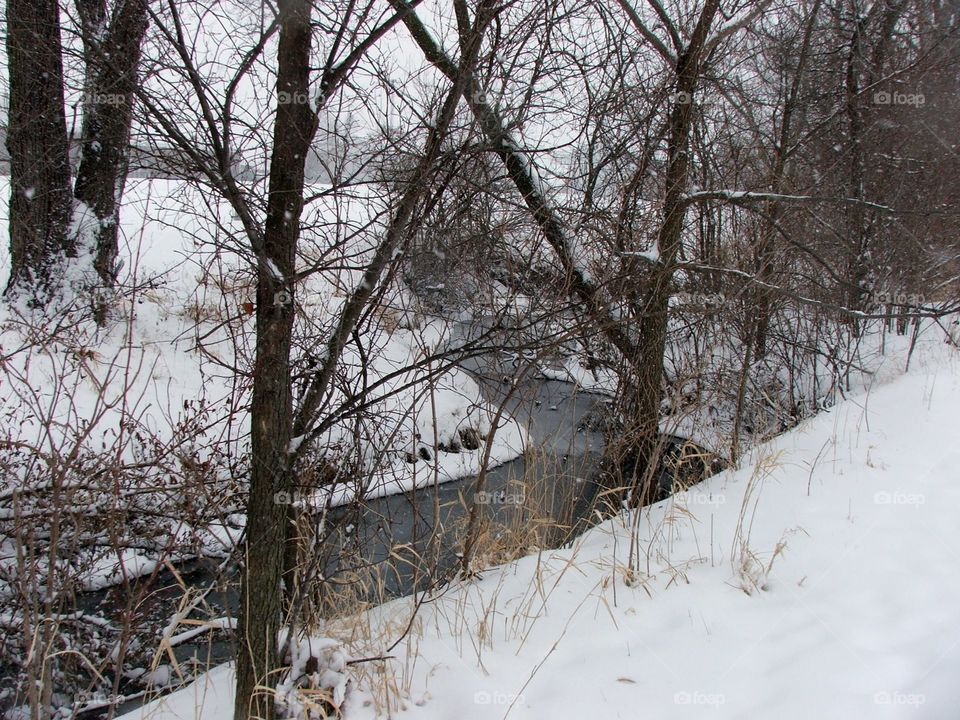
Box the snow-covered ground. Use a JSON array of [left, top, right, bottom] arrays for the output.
[[118, 330, 960, 719]]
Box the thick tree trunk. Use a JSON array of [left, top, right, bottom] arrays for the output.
[[627, 0, 720, 505], [843, 15, 871, 334], [4, 0, 73, 301], [73, 0, 149, 310], [234, 0, 316, 717]]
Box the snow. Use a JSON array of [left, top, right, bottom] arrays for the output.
[[264, 257, 285, 282], [537, 355, 618, 395], [0, 176, 527, 592], [679, 189, 897, 214], [166, 618, 236, 648], [620, 245, 661, 263], [119, 665, 235, 720], [275, 634, 348, 718], [313, 364, 528, 507], [117, 335, 960, 719]]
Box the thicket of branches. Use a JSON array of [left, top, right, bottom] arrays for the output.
[[1, 0, 958, 718]]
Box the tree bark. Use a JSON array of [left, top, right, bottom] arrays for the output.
[[234, 0, 316, 717], [627, 0, 720, 505], [841, 0, 905, 333], [4, 0, 73, 301], [752, 0, 822, 360], [73, 0, 149, 313]]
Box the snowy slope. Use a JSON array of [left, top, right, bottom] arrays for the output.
[[118, 333, 960, 719]]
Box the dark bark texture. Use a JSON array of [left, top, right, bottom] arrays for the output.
[[623, 0, 720, 505], [73, 0, 149, 302], [4, 0, 73, 300], [234, 0, 316, 717]]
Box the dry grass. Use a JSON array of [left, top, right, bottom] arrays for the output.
[[263, 437, 605, 715], [230, 393, 820, 717]]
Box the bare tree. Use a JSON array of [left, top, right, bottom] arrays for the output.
[[233, 0, 318, 713], [619, 0, 722, 505], [396, 0, 730, 504]]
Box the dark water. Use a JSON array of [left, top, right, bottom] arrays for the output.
[[318, 373, 614, 599]]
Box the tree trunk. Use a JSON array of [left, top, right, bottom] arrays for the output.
[[843, 13, 871, 334], [627, 0, 720, 506], [752, 0, 822, 360], [73, 0, 149, 315], [4, 0, 73, 301], [234, 0, 316, 717]]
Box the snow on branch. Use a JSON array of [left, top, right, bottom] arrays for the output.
[[677, 190, 956, 215], [681, 260, 960, 320]]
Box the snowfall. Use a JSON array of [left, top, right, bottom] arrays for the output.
[[115, 327, 960, 719]]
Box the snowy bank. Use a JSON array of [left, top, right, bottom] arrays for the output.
[[119, 333, 959, 719]]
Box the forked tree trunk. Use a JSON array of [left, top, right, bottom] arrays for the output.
[[234, 0, 317, 717], [4, 0, 73, 301], [627, 0, 720, 505], [73, 0, 149, 314]]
